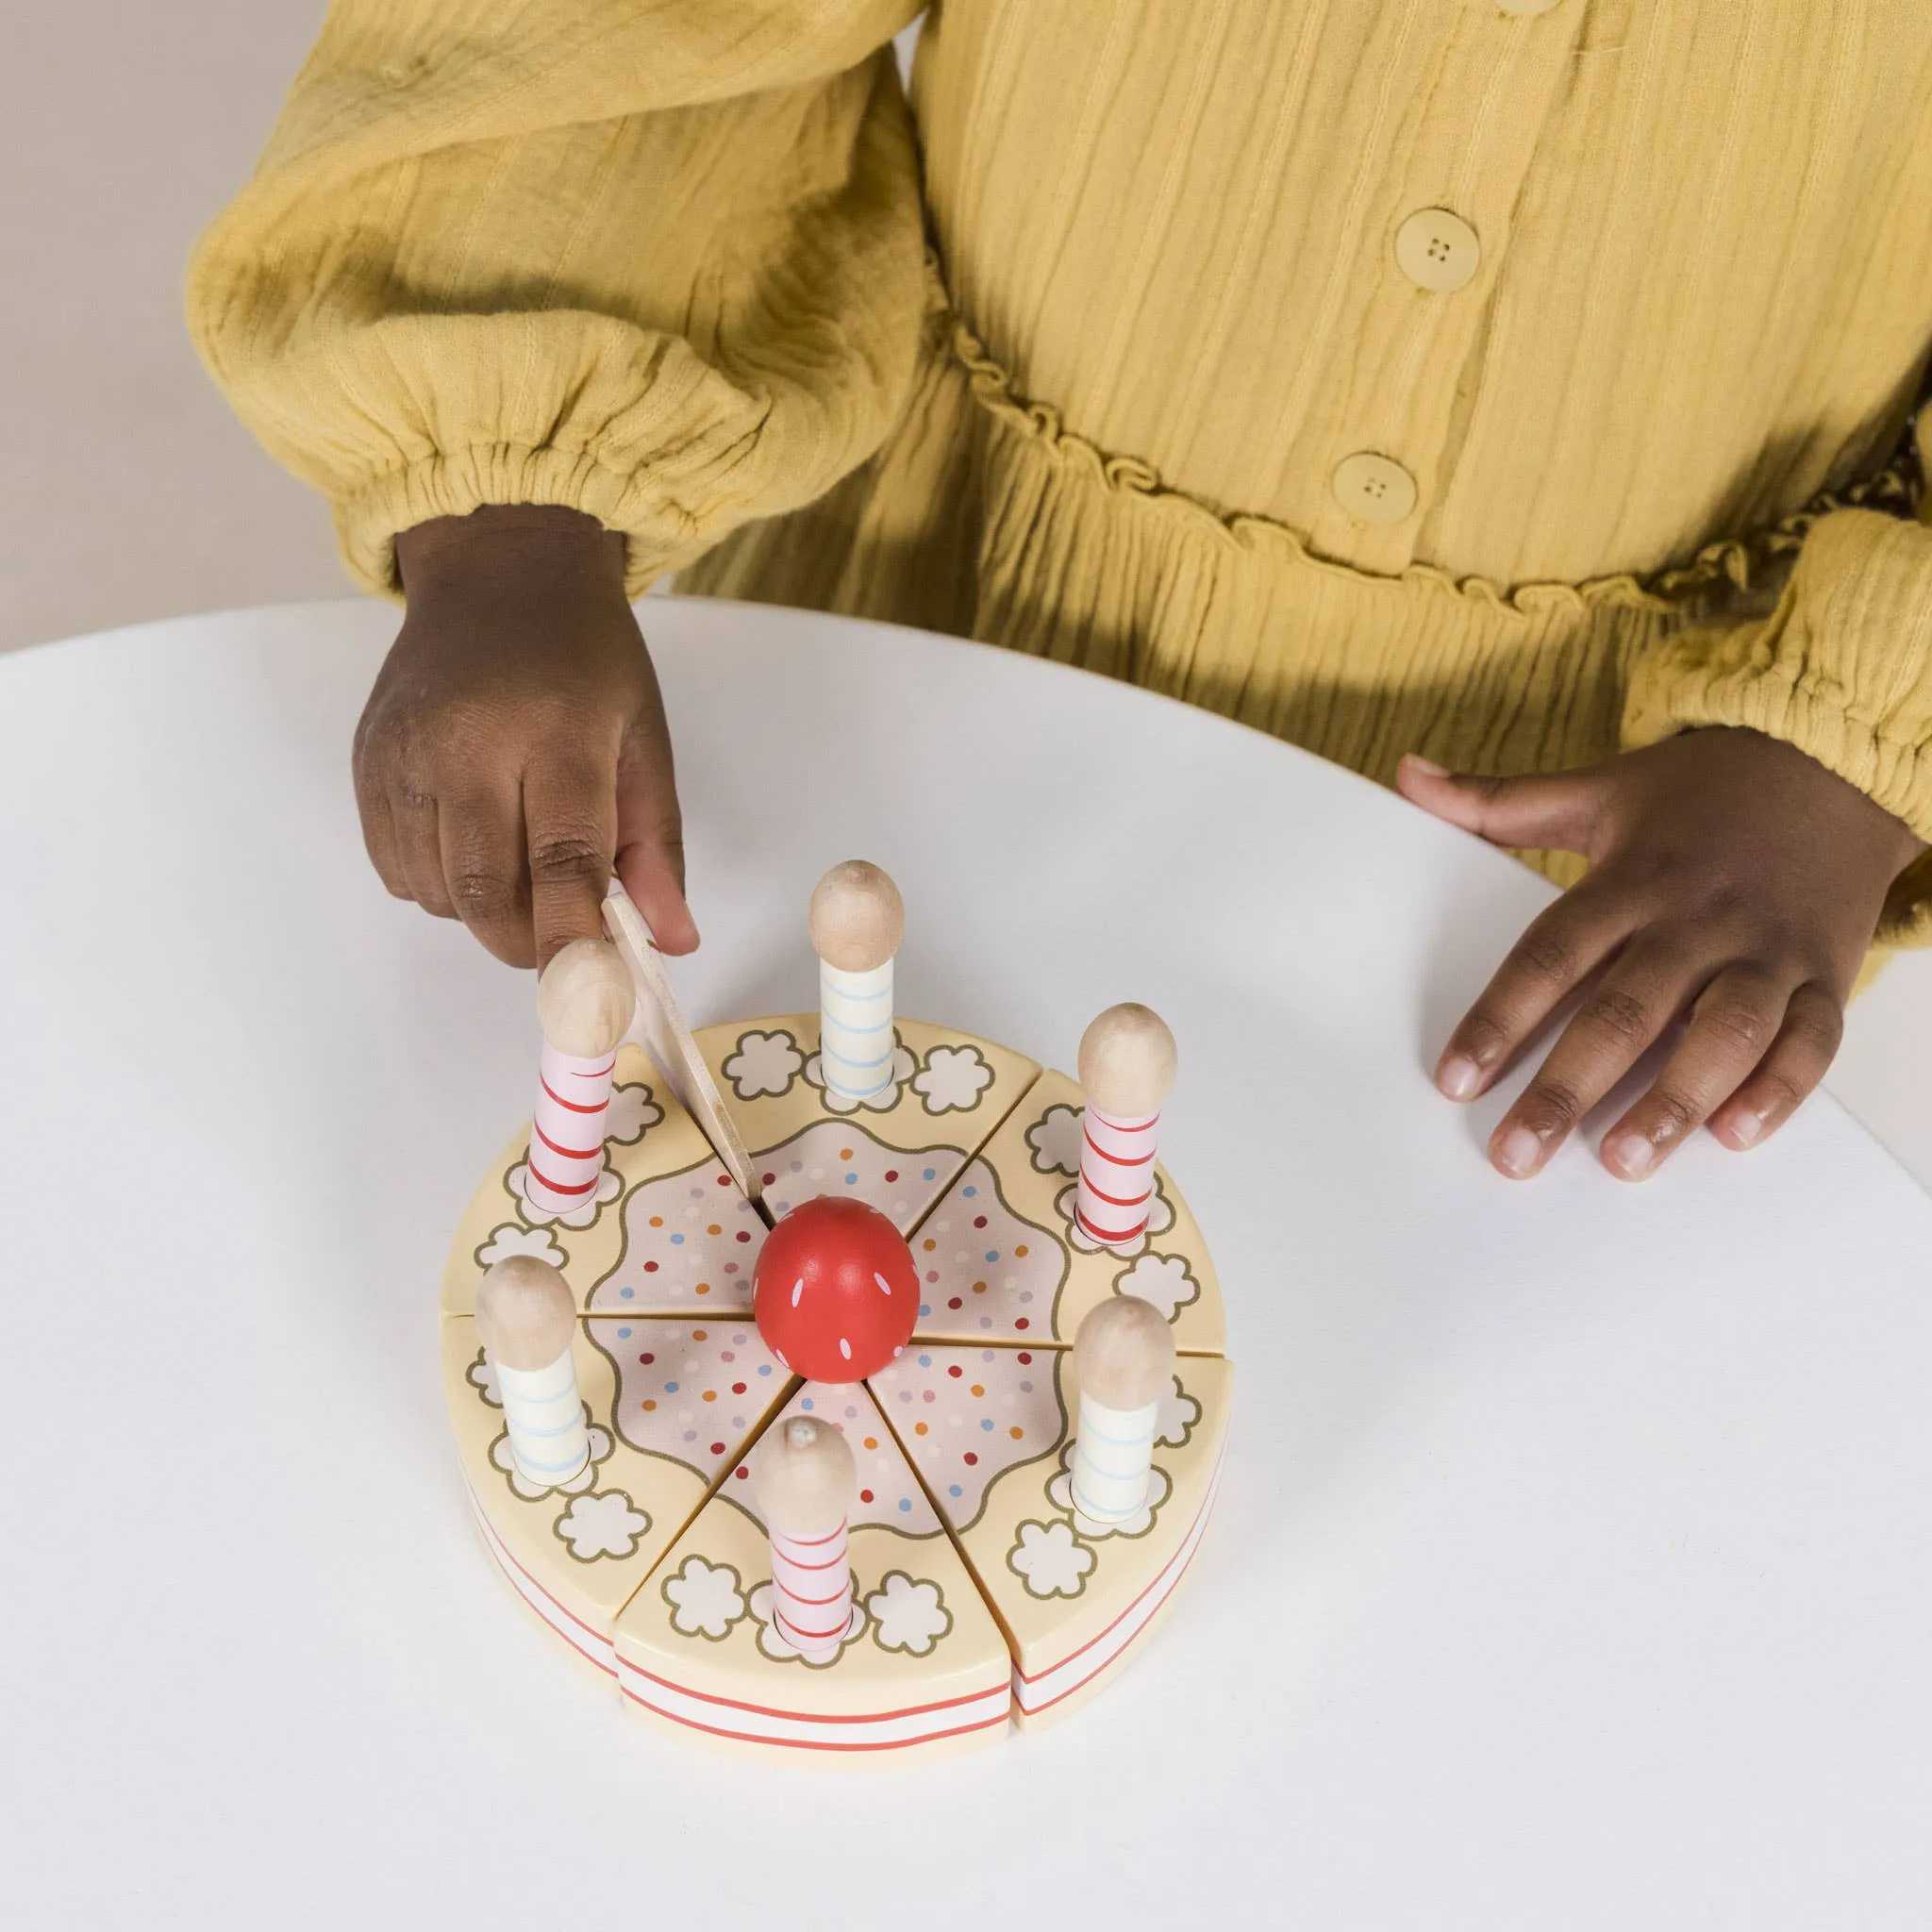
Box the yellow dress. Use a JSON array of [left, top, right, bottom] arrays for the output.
[[188, 0, 1932, 939]]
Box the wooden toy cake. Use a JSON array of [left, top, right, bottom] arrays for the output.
[[441, 863, 1233, 1759]]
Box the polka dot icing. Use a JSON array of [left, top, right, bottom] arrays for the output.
[[908, 1157, 1066, 1341], [752, 1120, 966, 1235], [728, 1382, 940, 1534], [589, 1158, 765, 1312], [599, 1322, 786, 1476], [869, 1343, 1064, 1529]]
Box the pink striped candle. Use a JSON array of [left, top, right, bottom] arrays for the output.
[[1074, 1004, 1178, 1249], [769, 1520, 854, 1660], [524, 1041, 617, 1215], [1074, 1106, 1161, 1246]]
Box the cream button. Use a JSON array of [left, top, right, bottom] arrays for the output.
[[1497, 0, 1565, 14], [1332, 452, 1418, 525], [1395, 207, 1480, 292]]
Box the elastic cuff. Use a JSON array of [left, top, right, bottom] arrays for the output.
[[336, 443, 700, 601]]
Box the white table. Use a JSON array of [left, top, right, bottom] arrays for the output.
[[4, 598, 1930, 1929]]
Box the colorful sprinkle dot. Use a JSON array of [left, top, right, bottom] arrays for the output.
[[1015, 1318, 1030, 1330], [859, 1489, 874, 1504], [919, 1304, 931, 1317], [735, 1467, 748, 1480], [710, 1441, 725, 1455], [620, 1288, 635, 1300], [948, 1296, 963, 1310], [985, 1251, 999, 1263], [617, 1327, 631, 1340], [707, 1224, 722, 1237], [923, 1239, 936, 1253], [948, 1484, 963, 1498], [1009, 1426, 1024, 1440], [971, 1384, 984, 1397], [1017, 1351, 1032, 1365], [962, 1186, 977, 1199], [974, 1216, 988, 1229], [914, 1422, 928, 1435], [736, 1230, 752, 1243], [731, 1381, 746, 1394], [963, 1451, 979, 1466], [863, 1437, 878, 1450], [671, 1234, 685, 1245], [898, 1498, 912, 1512], [649, 1216, 663, 1228], [692, 1329, 708, 1341], [923, 1167, 936, 1180], [1014, 1244, 1029, 1257], [758, 1364, 773, 1375], [664, 1381, 679, 1393], [980, 1419, 994, 1432], [947, 1366, 963, 1379], [638, 1351, 655, 1365], [884, 1169, 899, 1182], [643, 1260, 658, 1274], [702, 1390, 717, 1403], [801, 1396, 815, 1410]]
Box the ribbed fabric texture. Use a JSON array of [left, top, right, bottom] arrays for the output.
[[190, 1, 1932, 942]]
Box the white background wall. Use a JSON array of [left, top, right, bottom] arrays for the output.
[[2, 3, 1924, 1185]]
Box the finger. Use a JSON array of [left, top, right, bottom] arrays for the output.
[[523, 745, 619, 971], [1707, 982, 1844, 1153], [358, 788, 410, 900], [1396, 754, 1612, 856], [388, 784, 457, 919], [1489, 940, 1699, 1179], [613, 717, 699, 957], [352, 725, 410, 900], [1435, 880, 1637, 1101], [1598, 965, 1794, 1180], [438, 784, 536, 968]]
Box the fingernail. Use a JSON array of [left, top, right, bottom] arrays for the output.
[[1438, 1055, 1482, 1100], [1403, 755, 1448, 778], [1495, 1125, 1544, 1177], [1606, 1132, 1656, 1179], [1729, 1110, 1764, 1147]]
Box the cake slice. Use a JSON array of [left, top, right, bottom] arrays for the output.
[[612, 1379, 1011, 1758]]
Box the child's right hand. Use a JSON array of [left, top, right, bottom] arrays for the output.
[[352, 505, 699, 972]]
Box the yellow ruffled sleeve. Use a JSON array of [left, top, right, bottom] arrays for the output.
[[186, 0, 926, 598], [1624, 401, 1932, 944]]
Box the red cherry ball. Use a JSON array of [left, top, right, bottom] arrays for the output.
[[753, 1194, 920, 1381]]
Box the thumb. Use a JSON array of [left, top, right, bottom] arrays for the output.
[[1394, 754, 1610, 857], [613, 727, 699, 957]]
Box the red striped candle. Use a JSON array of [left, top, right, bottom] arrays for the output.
[[769, 1520, 853, 1659], [1075, 1105, 1160, 1247], [524, 1041, 616, 1214]]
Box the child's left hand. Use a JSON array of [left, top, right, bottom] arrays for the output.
[[1396, 728, 1925, 1181]]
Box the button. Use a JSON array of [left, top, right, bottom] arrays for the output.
[[1332, 452, 1418, 526], [1395, 208, 1480, 292], [1497, 0, 1565, 14]]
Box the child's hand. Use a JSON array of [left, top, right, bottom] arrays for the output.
[[1396, 728, 1924, 1181], [353, 505, 698, 971]]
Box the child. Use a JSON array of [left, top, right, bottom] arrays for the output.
[[189, 1, 1932, 1184]]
